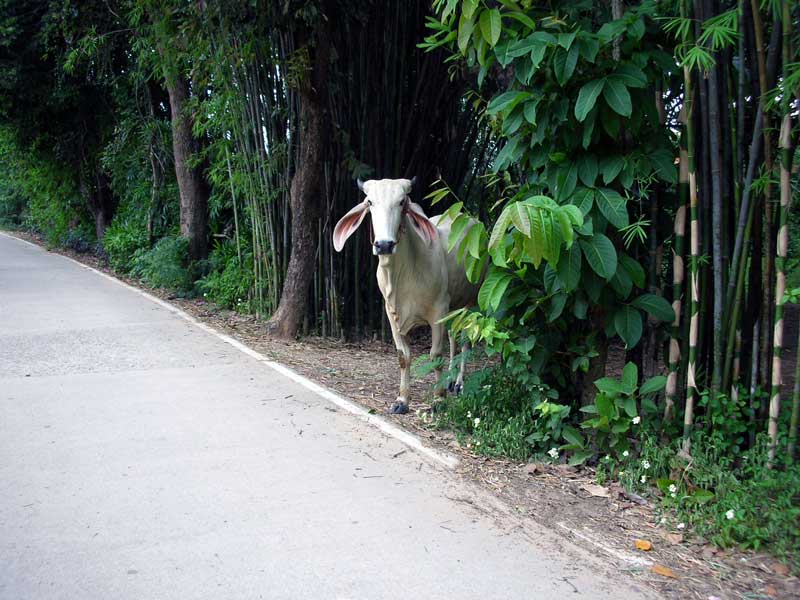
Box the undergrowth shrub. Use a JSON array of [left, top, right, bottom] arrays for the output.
[[435, 365, 565, 460], [130, 235, 192, 292], [196, 240, 253, 311], [103, 217, 150, 272]]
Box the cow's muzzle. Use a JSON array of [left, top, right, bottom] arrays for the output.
[[373, 240, 396, 255]]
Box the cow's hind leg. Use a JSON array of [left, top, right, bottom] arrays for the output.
[[430, 321, 446, 407], [387, 313, 411, 414], [447, 332, 467, 395]]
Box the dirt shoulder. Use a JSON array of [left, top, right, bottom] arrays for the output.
[[10, 231, 798, 600]]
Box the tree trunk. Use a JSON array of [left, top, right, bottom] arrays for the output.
[[266, 23, 330, 339], [165, 75, 209, 261]]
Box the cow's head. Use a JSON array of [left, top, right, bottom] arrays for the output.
[[332, 177, 437, 255]]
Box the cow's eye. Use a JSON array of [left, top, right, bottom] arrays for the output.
[[366, 199, 372, 206]]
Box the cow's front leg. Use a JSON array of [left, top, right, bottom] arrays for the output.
[[387, 312, 411, 414], [430, 321, 446, 403]]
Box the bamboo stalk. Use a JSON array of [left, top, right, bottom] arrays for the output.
[[682, 0, 700, 455]]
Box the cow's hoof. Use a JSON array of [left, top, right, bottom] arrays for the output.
[[447, 381, 463, 395], [388, 400, 409, 414]]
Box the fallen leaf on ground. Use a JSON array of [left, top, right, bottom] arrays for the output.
[[765, 584, 778, 597], [650, 564, 678, 579], [581, 483, 610, 497], [524, 463, 543, 475], [635, 539, 653, 551], [772, 562, 790, 577]]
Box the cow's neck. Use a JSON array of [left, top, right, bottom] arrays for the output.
[[377, 215, 424, 324]]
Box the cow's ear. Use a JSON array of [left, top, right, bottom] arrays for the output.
[[333, 201, 369, 252], [405, 201, 438, 246]]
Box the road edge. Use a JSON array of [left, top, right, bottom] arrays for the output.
[[0, 230, 459, 470]]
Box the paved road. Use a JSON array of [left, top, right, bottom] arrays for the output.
[[0, 233, 653, 600]]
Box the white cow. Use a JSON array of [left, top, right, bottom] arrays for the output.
[[333, 177, 478, 414]]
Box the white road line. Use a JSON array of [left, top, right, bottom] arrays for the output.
[[556, 522, 653, 567], [0, 231, 459, 469]]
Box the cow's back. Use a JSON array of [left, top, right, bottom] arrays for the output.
[[432, 213, 483, 309]]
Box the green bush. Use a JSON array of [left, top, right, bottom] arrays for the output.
[[196, 240, 253, 311], [436, 366, 566, 460], [130, 235, 192, 292], [103, 217, 150, 272]]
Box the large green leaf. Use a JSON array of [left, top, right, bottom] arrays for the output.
[[594, 188, 629, 229], [510, 202, 531, 236], [448, 213, 473, 252], [572, 187, 595, 215], [621, 362, 638, 394], [488, 206, 512, 249], [580, 233, 617, 280], [478, 267, 512, 312], [600, 155, 624, 184], [610, 64, 647, 88], [614, 305, 643, 349], [574, 79, 604, 122], [609, 263, 633, 299], [492, 135, 522, 171], [480, 9, 502, 47], [457, 14, 475, 54], [556, 243, 582, 292], [486, 91, 529, 115], [595, 393, 616, 418], [602, 77, 632, 117], [640, 375, 667, 396], [554, 44, 579, 86], [650, 148, 678, 184], [462, 0, 479, 19], [619, 254, 646, 288], [631, 293, 675, 322], [577, 154, 598, 187]]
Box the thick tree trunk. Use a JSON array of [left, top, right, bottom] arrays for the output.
[[266, 24, 330, 339], [165, 75, 209, 261]]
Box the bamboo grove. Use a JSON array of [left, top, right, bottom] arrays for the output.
[[0, 0, 799, 468]]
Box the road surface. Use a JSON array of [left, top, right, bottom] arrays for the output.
[[0, 233, 653, 599]]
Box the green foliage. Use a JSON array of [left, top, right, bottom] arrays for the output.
[[197, 240, 254, 311], [436, 366, 568, 460], [429, 0, 678, 412], [574, 363, 666, 461], [103, 218, 150, 272], [130, 235, 192, 292]]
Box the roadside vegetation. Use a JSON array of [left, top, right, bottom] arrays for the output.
[[1, 0, 798, 567]]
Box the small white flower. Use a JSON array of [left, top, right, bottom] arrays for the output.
[[725, 509, 735, 520], [475, 440, 481, 447], [622, 450, 630, 457], [619, 470, 625, 475], [640, 475, 647, 484], [547, 447, 559, 459], [466, 411, 472, 418], [604, 454, 611, 461], [668, 484, 677, 494], [473, 417, 481, 428], [670, 492, 677, 498], [632, 416, 641, 425], [659, 517, 667, 525], [642, 460, 651, 469], [677, 522, 685, 530]]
